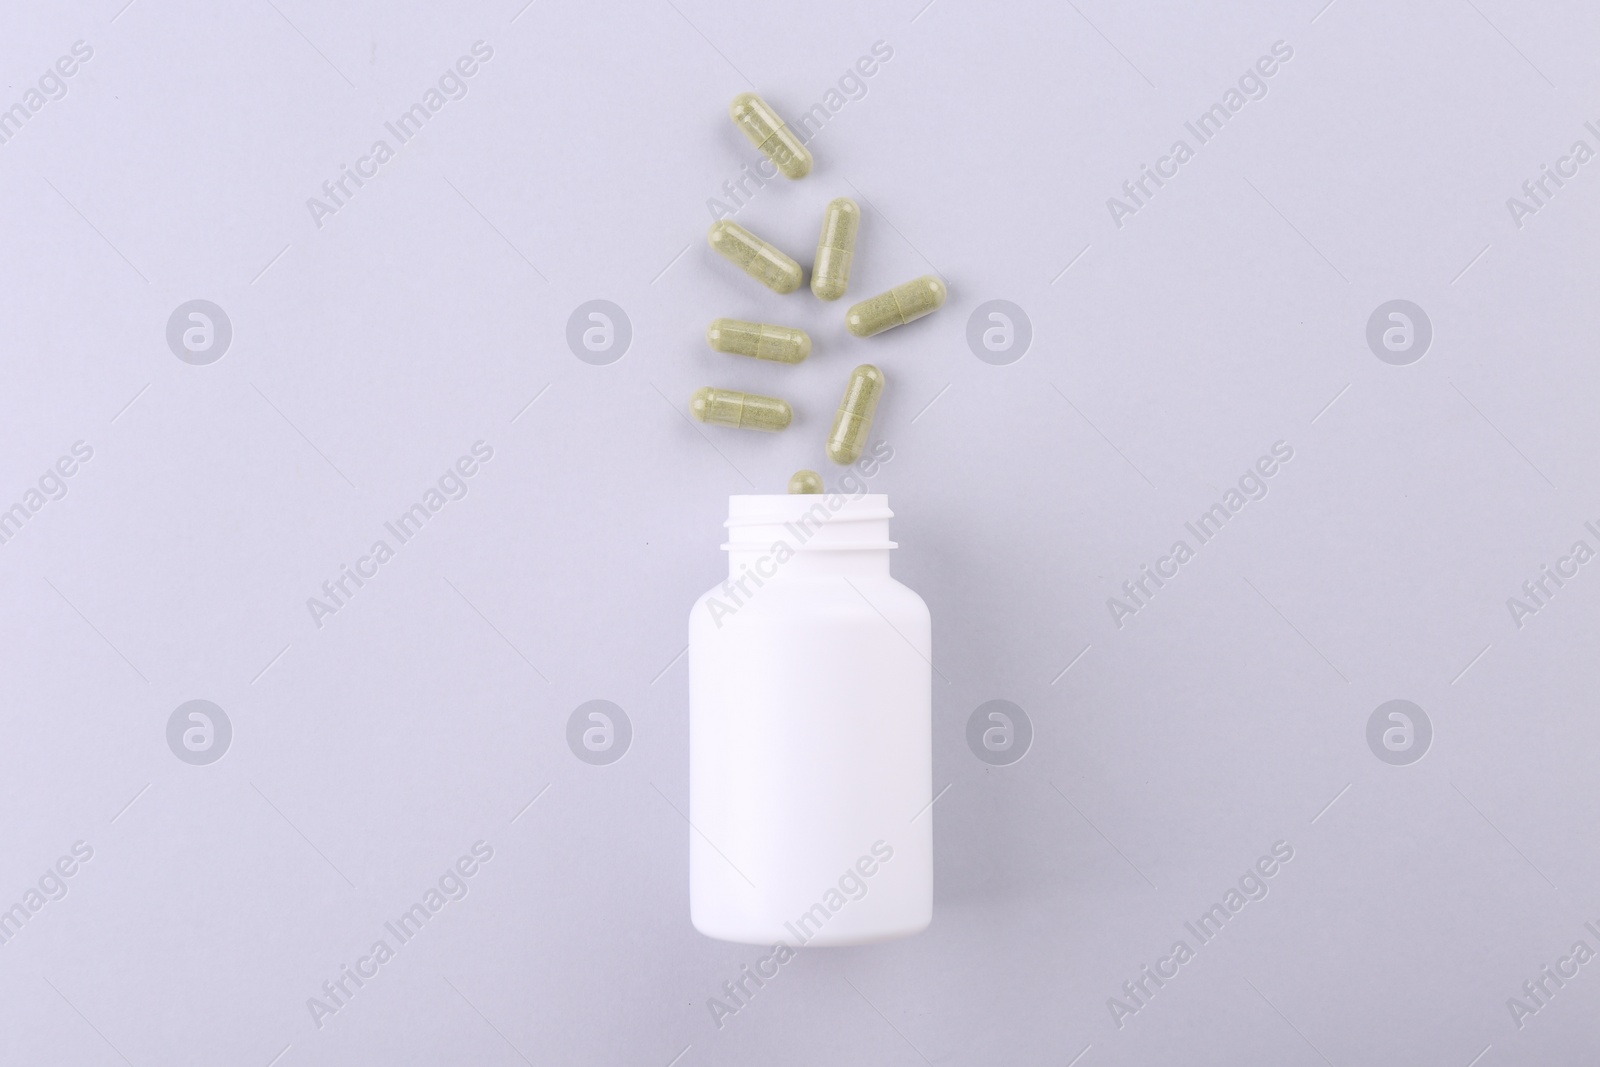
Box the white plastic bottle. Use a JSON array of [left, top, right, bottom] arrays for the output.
[[689, 491, 932, 946]]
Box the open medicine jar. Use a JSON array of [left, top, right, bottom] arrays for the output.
[[688, 493, 933, 946]]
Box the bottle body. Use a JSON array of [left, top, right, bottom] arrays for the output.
[[689, 494, 932, 946]]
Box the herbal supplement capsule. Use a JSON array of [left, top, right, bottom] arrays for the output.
[[788, 469, 824, 494], [826, 365, 884, 464], [811, 198, 860, 301], [708, 221, 804, 295], [690, 387, 792, 432], [846, 275, 947, 337], [706, 318, 811, 364], [730, 93, 812, 180]]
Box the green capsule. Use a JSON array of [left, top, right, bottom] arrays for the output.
[[730, 93, 812, 180], [846, 275, 947, 337], [709, 221, 804, 295], [811, 197, 860, 301], [690, 387, 792, 432], [826, 365, 884, 464], [706, 318, 811, 364], [788, 469, 824, 494]]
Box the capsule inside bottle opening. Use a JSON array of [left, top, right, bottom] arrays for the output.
[[690, 387, 793, 432], [708, 220, 804, 295], [811, 197, 860, 302], [826, 365, 884, 464], [788, 469, 824, 494], [706, 318, 811, 364], [729, 93, 812, 180], [846, 275, 947, 337]]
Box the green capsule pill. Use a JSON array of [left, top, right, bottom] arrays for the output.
[[690, 387, 792, 432], [730, 93, 812, 180], [706, 318, 811, 364], [846, 275, 947, 337], [788, 469, 824, 495], [709, 220, 804, 295], [826, 365, 884, 464], [811, 197, 860, 301]]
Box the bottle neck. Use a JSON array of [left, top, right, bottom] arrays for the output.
[[723, 493, 896, 580], [727, 545, 890, 579]]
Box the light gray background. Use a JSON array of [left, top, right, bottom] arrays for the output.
[[2, 0, 1598, 1063]]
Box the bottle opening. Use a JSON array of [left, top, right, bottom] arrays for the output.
[[723, 493, 895, 552]]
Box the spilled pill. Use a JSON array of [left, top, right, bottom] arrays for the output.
[[706, 318, 811, 364], [826, 365, 884, 464], [845, 275, 947, 337], [788, 469, 824, 494], [730, 93, 812, 180], [811, 197, 860, 302], [709, 221, 804, 295], [691, 387, 793, 432]]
